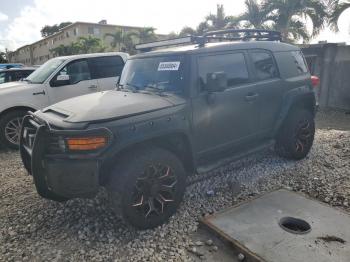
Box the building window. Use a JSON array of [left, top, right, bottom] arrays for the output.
[[66, 31, 70, 38], [73, 28, 79, 36], [88, 26, 94, 34], [88, 27, 100, 35], [93, 27, 100, 35]]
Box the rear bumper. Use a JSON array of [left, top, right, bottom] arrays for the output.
[[20, 114, 109, 201]]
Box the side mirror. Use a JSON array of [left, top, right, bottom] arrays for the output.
[[52, 74, 70, 87], [56, 74, 70, 82], [206, 72, 227, 92]]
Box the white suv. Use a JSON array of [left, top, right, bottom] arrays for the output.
[[0, 52, 128, 149]]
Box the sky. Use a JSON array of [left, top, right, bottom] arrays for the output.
[[0, 0, 349, 52]]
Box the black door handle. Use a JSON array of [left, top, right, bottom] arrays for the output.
[[245, 93, 259, 102], [33, 90, 46, 96]]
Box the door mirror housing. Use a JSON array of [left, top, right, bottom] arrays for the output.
[[205, 72, 227, 92], [56, 74, 70, 82], [52, 74, 70, 87]]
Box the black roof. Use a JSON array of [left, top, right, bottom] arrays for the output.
[[132, 41, 300, 59]]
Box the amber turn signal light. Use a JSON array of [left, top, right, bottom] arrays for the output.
[[66, 136, 107, 151]]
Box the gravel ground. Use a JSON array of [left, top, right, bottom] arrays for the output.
[[0, 110, 349, 262]]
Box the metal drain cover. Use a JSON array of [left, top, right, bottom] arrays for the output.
[[202, 189, 350, 262]]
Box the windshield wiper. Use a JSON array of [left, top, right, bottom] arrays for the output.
[[119, 83, 142, 92], [144, 84, 168, 96]]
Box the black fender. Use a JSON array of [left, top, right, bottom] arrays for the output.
[[273, 86, 316, 137]]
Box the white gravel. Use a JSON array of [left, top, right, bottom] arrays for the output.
[[0, 111, 349, 262]]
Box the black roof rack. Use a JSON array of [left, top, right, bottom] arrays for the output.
[[135, 29, 282, 52]]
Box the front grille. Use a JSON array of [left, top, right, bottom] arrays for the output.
[[47, 135, 65, 154], [22, 118, 40, 152]]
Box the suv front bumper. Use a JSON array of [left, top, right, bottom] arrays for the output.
[[20, 115, 103, 201]]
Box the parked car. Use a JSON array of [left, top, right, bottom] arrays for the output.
[[20, 30, 318, 229], [0, 52, 128, 148], [0, 63, 24, 70], [0, 67, 36, 84]]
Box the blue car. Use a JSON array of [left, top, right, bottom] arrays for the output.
[[0, 63, 24, 70]]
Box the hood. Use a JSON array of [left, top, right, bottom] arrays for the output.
[[43, 90, 185, 123], [0, 81, 27, 91]]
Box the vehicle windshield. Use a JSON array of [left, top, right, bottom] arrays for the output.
[[119, 55, 186, 94], [26, 58, 65, 84]]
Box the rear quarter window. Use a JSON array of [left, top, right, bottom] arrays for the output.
[[273, 51, 309, 79]]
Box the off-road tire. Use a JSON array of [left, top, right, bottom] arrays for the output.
[[275, 109, 315, 160], [108, 147, 187, 229], [0, 110, 28, 149]]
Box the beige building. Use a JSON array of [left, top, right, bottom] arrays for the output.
[[9, 21, 150, 65]]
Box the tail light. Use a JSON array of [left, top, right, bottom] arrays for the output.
[[311, 76, 320, 87]]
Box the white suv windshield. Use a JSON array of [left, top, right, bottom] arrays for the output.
[[26, 58, 65, 84]]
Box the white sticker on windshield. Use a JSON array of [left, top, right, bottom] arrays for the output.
[[158, 61, 180, 71]]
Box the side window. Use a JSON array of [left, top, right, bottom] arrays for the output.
[[89, 56, 124, 79], [198, 53, 249, 90], [58, 59, 91, 85], [13, 71, 24, 81], [291, 51, 308, 74], [0, 72, 6, 83], [251, 51, 279, 80]]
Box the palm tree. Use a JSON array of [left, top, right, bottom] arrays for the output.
[[234, 0, 272, 29], [205, 4, 233, 31], [263, 0, 328, 42], [77, 36, 105, 53], [132, 27, 158, 43], [104, 29, 124, 51], [328, 0, 350, 31]]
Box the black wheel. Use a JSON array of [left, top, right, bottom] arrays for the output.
[[0, 110, 28, 149], [108, 147, 187, 229], [275, 109, 315, 160]]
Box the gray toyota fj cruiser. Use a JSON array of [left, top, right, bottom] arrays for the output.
[[20, 29, 318, 229]]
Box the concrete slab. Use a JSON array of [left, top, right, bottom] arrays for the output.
[[202, 189, 350, 262]]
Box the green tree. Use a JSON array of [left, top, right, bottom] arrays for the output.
[[104, 29, 124, 51], [50, 36, 106, 56], [179, 26, 197, 36], [205, 4, 233, 30], [41, 22, 72, 37], [328, 0, 350, 31], [104, 29, 138, 54], [77, 36, 106, 53], [263, 0, 327, 42], [0, 52, 8, 63], [133, 27, 158, 43], [234, 0, 272, 29]]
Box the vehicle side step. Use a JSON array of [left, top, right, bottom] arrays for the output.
[[196, 140, 275, 175]]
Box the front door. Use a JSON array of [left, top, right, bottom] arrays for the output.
[[47, 58, 99, 104], [192, 52, 260, 157]]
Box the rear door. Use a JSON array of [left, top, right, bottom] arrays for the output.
[[248, 50, 283, 135], [88, 56, 125, 91], [47, 58, 99, 104], [191, 51, 261, 156]]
